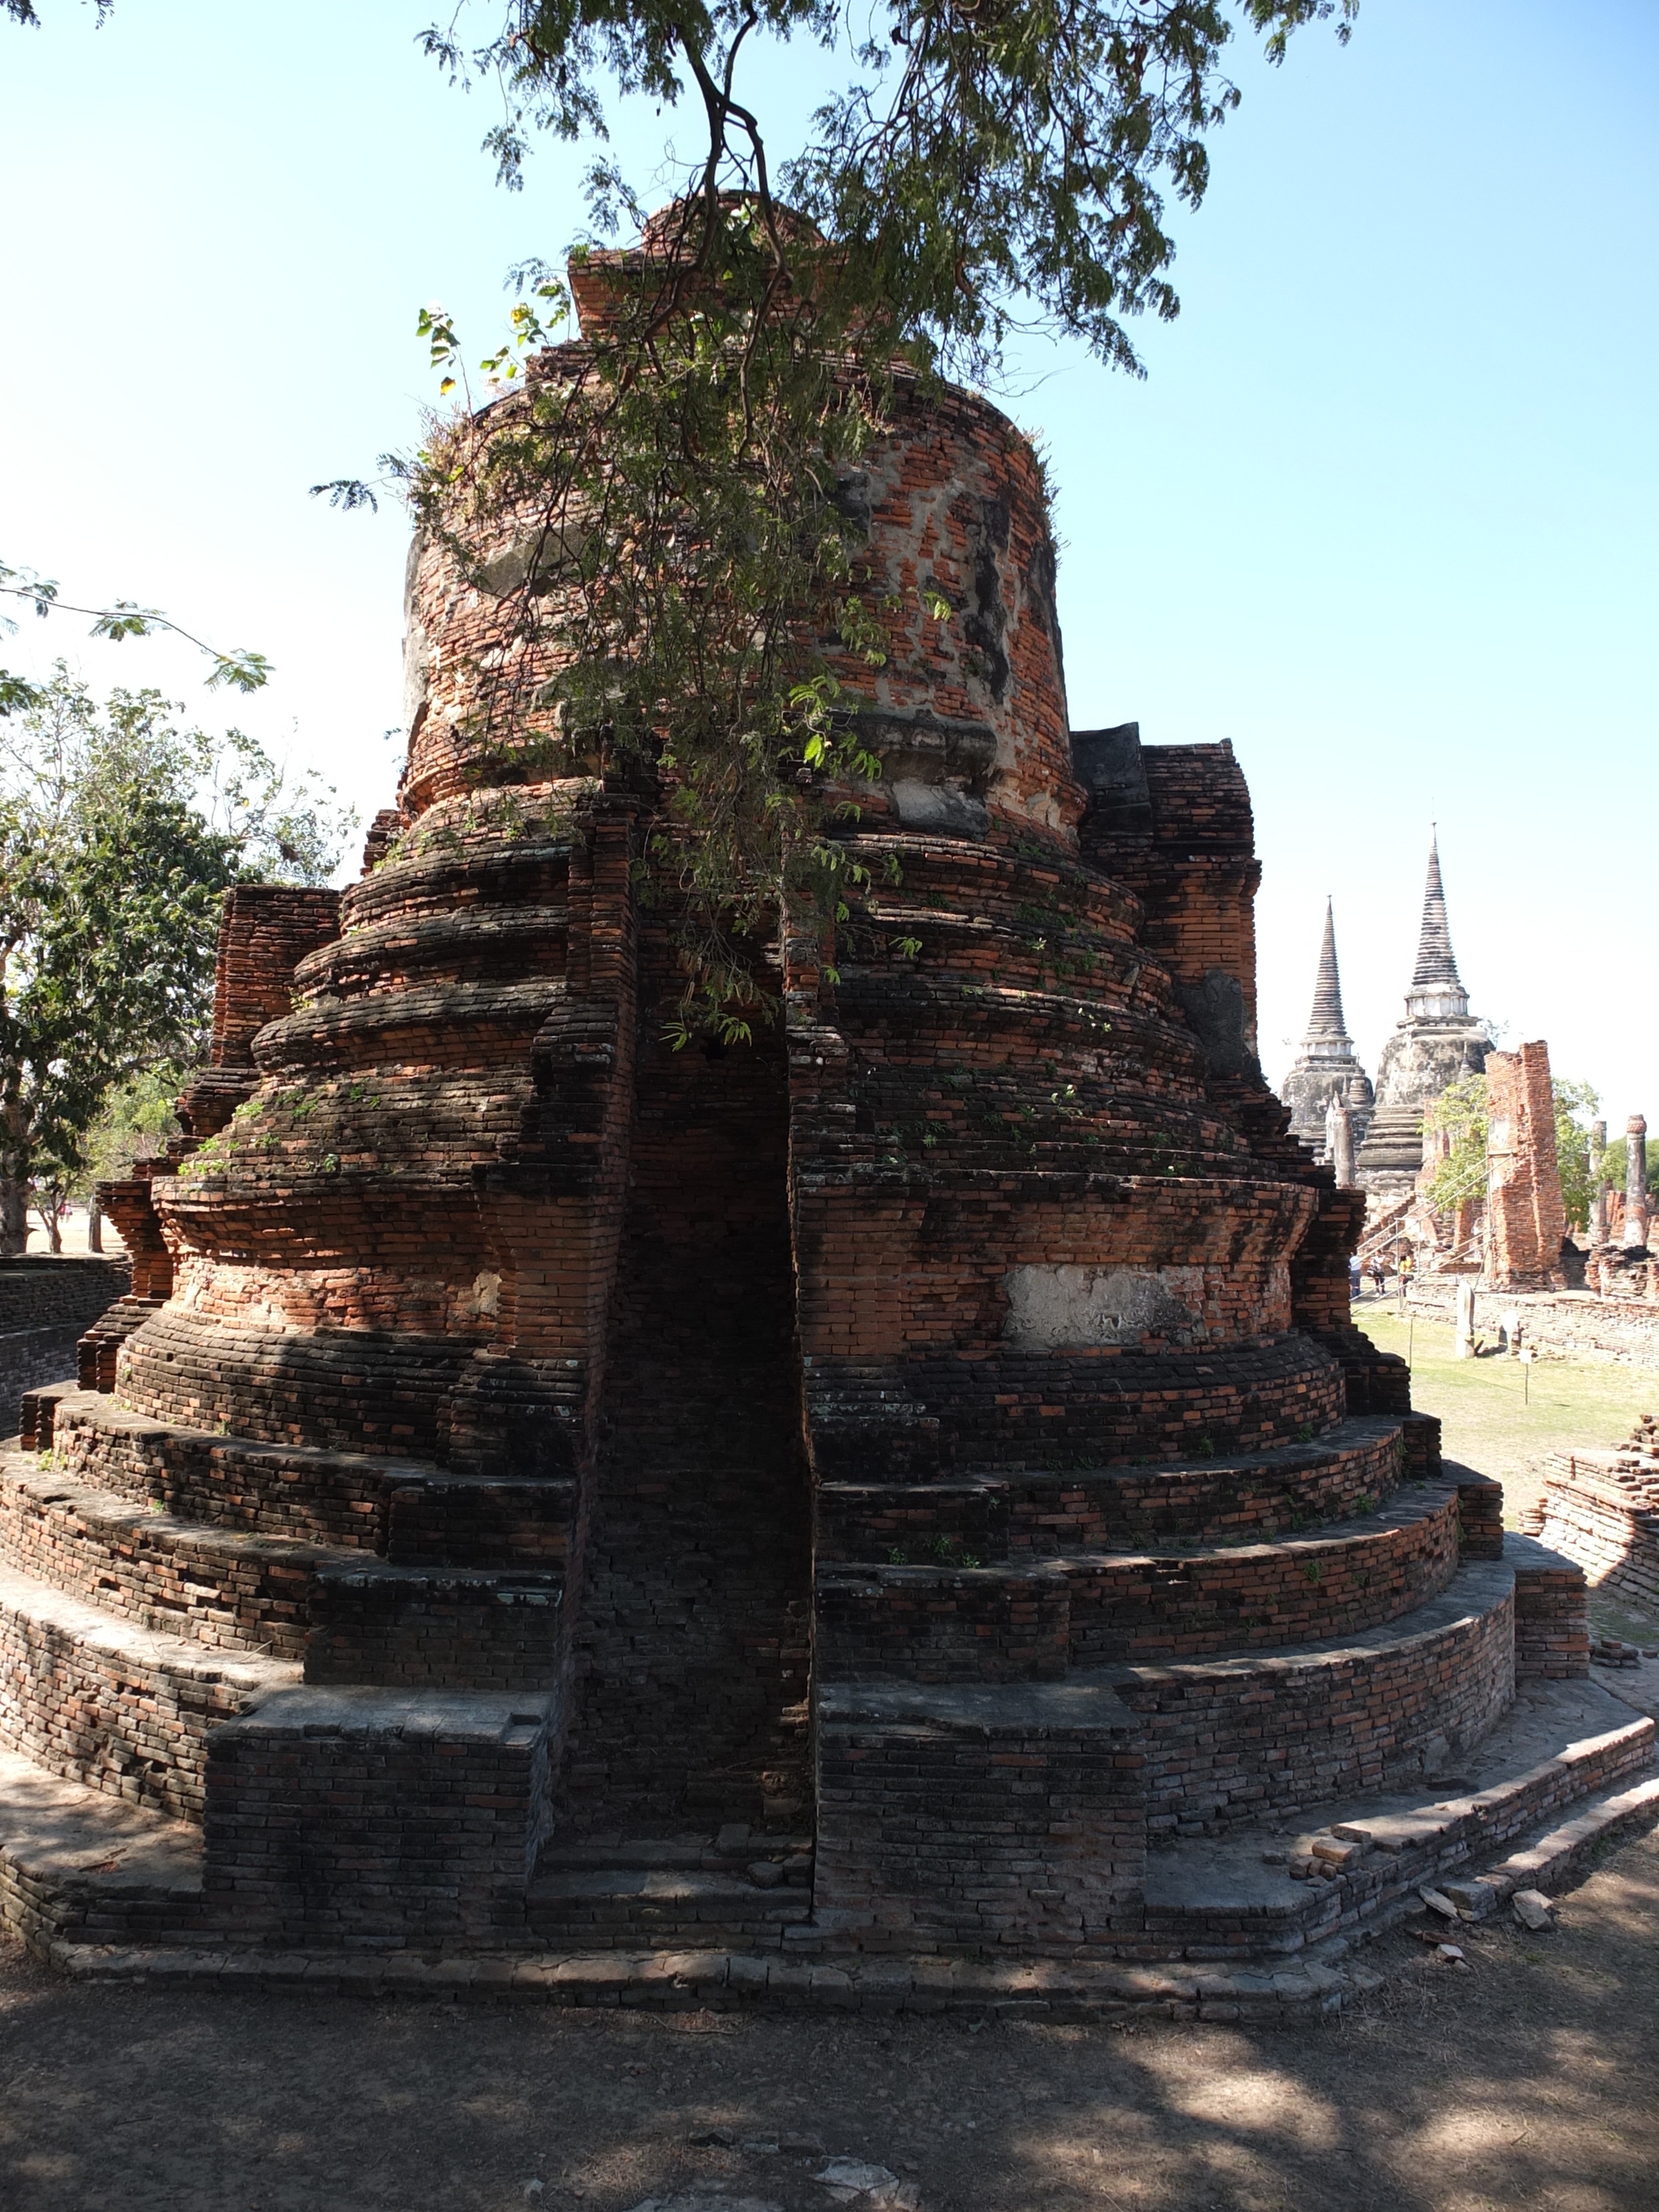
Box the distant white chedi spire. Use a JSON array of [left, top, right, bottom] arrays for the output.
[[1278, 898, 1375, 1162], [1404, 830, 1470, 1021], [1356, 832, 1492, 1202]]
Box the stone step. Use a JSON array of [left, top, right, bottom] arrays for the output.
[[0, 1558, 296, 1825], [0, 1745, 204, 1951], [819, 1413, 1417, 1558], [0, 1448, 333, 1662], [1107, 1557, 1525, 1837], [291, 903, 571, 998], [1136, 1675, 1655, 1961], [815, 1478, 1472, 1679], [526, 1862, 812, 1952], [44, 1390, 574, 1558], [0, 1448, 565, 1689], [251, 976, 564, 1072], [306, 1558, 562, 1687], [808, 1335, 1351, 1484]]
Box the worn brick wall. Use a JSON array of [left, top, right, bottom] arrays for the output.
[[203, 1697, 552, 1946], [1533, 1424, 1659, 1617], [0, 1258, 131, 1434], [180, 887, 342, 1138], [1510, 1540, 1591, 1679], [1111, 1565, 1516, 1833], [0, 1592, 274, 1823], [0, 1258, 131, 1334], [1486, 1042, 1567, 1290], [0, 1457, 316, 1659], [814, 1681, 1145, 1954]]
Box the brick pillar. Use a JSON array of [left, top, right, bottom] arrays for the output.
[[1485, 1042, 1566, 1290], [1624, 1115, 1649, 1251], [1589, 1118, 1608, 1245]]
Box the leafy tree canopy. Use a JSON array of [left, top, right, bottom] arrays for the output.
[[0, 669, 353, 1252], [1, 557, 273, 716]]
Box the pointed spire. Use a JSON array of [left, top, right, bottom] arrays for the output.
[[1404, 830, 1470, 1019], [1305, 898, 1348, 1041], [1411, 830, 1463, 991]]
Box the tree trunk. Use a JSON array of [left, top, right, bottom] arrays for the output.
[[43, 1199, 63, 1253], [0, 1084, 29, 1258], [86, 1193, 103, 1253], [0, 1173, 26, 1258]]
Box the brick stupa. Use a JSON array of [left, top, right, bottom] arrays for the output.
[[2, 212, 1648, 2006]]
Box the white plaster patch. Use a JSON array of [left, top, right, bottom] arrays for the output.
[[1002, 1265, 1203, 1350]]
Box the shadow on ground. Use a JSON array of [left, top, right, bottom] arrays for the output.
[[3, 1828, 1658, 2210]]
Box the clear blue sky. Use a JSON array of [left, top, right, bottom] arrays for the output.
[[2, 0, 1654, 1125]]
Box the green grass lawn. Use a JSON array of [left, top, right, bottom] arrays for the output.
[[1355, 1296, 1659, 1528]]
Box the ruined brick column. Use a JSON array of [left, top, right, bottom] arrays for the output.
[[1485, 1042, 1566, 1291], [1589, 1117, 1608, 1246], [1624, 1114, 1649, 1251]]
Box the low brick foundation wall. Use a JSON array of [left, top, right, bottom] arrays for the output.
[[202, 1688, 554, 1947], [1509, 1536, 1591, 1678], [1405, 1280, 1659, 1368], [0, 1259, 132, 1436], [0, 1258, 131, 1336], [1, 1333, 82, 1435], [1532, 1436, 1659, 1618], [814, 1679, 1144, 1955]]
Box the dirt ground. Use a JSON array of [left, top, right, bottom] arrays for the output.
[[3, 1822, 1657, 2212]]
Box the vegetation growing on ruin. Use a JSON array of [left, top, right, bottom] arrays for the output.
[[313, 0, 1357, 1040]]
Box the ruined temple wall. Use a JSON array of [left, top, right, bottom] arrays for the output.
[[207, 888, 343, 1069], [1083, 745, 1262, 1075]]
